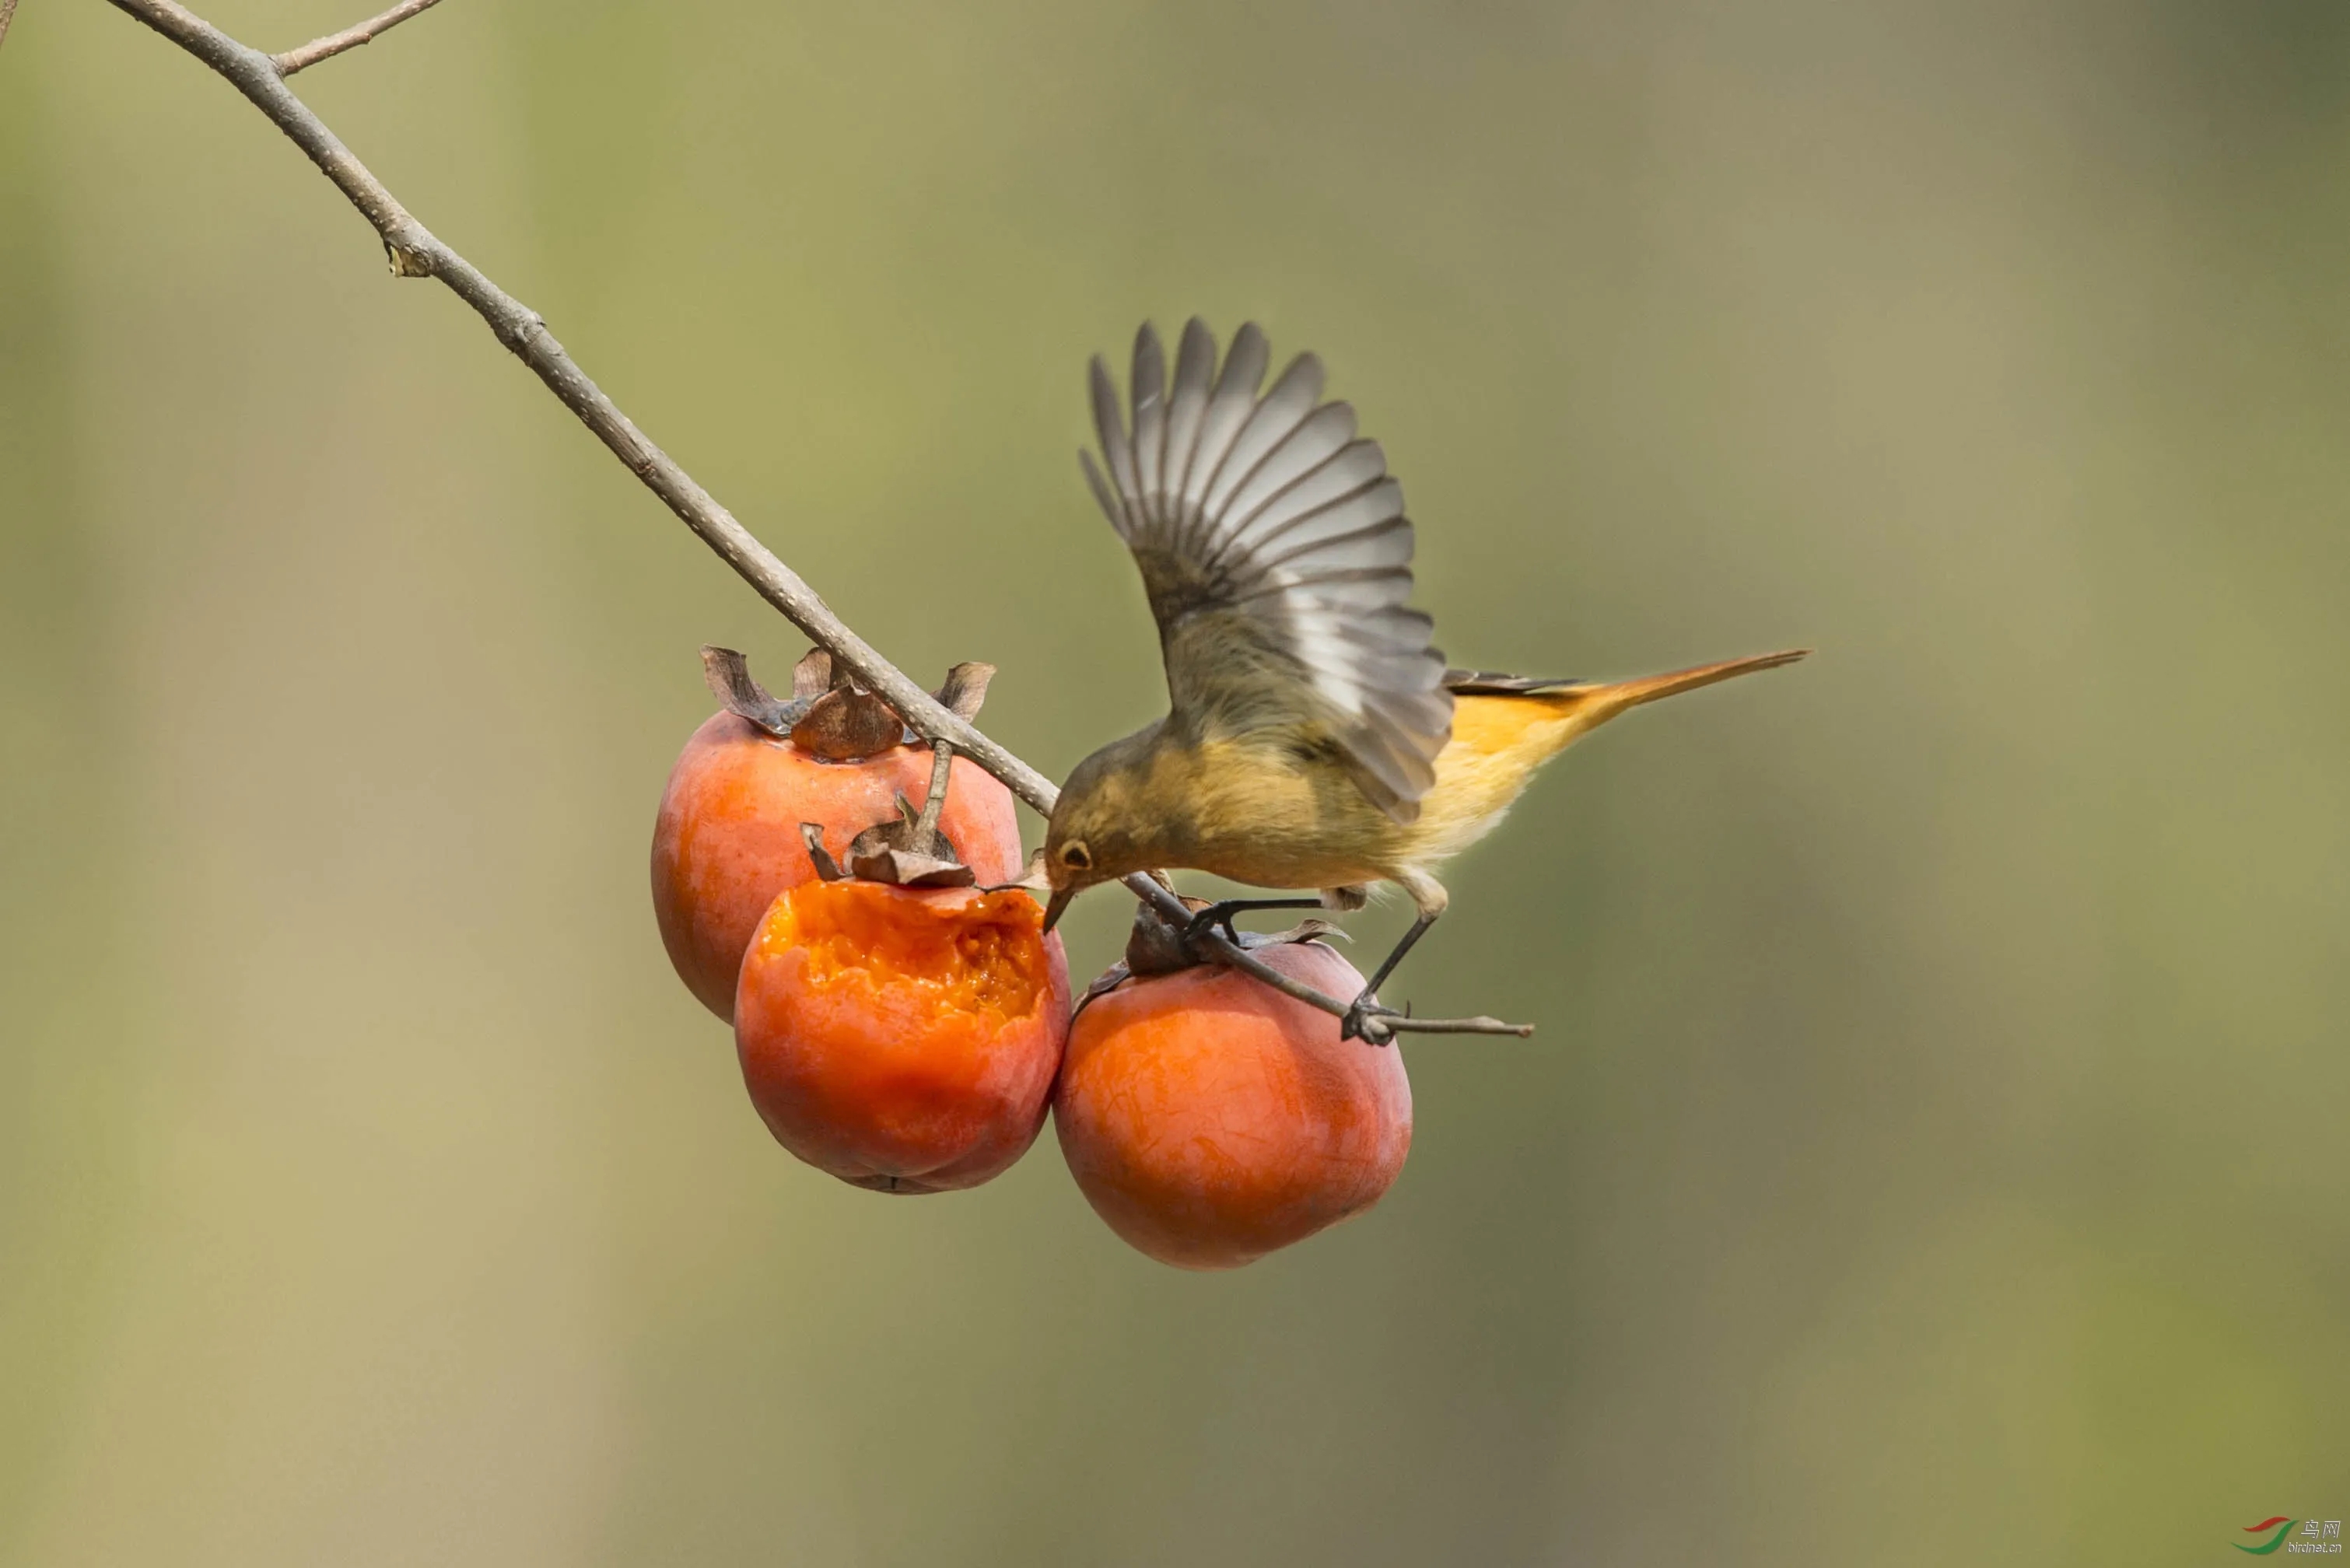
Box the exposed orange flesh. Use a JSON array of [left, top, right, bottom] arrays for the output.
[[767, 880, 1045, 1020], [736, 880, 1071, 1193]]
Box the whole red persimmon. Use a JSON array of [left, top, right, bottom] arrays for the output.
[[1054, 938, 1413, 1269], [651, 650, 1024, 1021], [736, 879, 1070, 1192]]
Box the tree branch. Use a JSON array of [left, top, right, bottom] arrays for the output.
[[271, 0, 442, 75], [96, 0, 1535, 1043], [0, 0, 23, 54]]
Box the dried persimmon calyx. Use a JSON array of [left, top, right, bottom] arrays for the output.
[[979, 847, 1051, 897], [788, 649, 906, 761], [697, 643, 904, 759], [1133, 892, 1341, 975], [705, 643, 1004, 884], [786, 649, 1002, 760], [846, 792, 975, 888], [700, 646, 801, 736], [1074, 887, 1347, 1017], [702, 645, 1001, 765], [930, 661, 996, 722], [700, 643, 895, 754], [799, 823, 852, 883], [851, 721, 975, 887], [790, 684, 908, 761]]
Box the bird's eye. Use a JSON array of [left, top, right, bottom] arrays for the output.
[[1061, 842, 1092, 871]]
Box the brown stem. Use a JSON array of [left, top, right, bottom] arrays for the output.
[[912, 741, 954, 842], [0, 0, 22, 54], [94, 0, 1536, 1043], [271, 0, 443, 75]]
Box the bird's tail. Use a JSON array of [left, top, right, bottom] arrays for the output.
[[1417, 649, 1807, 859], [1446, 649, 1809, 763], [1543, 648, 1810, 734]]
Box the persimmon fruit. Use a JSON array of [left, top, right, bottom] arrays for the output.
[[652, 713, 1023, 1023], [1054, 939, 1413, 1269], [735, 878, 1070, 1193]]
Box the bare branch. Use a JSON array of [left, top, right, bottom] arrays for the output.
[[271, 0, 443, 75], [0, 0, 23, 54], [98, 0, 1049, 798], [96, 0, 1536, 1043]]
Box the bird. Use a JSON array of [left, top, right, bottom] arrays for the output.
[[1040, 319, 1805, 1038]]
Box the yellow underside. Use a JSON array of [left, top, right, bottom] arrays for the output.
[[1133, 649, 1802, 894], [1406, 693, 1592, 862], [1171, 691, 1595, 891]]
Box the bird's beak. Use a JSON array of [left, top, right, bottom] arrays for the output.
[[1041, 884, 1077, 934]]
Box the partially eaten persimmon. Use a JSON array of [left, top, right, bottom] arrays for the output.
[[735, 879, 1070, 1192]]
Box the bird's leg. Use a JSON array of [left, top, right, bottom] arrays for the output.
[[1340, 872, 1449, 1043], [1183, 897, 1326, 945], [1338, 919, 1432, 1041]]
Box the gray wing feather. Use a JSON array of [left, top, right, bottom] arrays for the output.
[[1251, 480, 1408, 571], [1178, 324, 1269, 534], [1162, 319, 1216, 519], [1077, 318, 1452, 821], [1217, 402, 1358, 544], [1201, 354, 1324, 523], [1129, 327, 1168, 519], [1078, 449, 1127, 541], [1230, 439, 1386, 550], [1087, 359, 1139, 539], [1261, 516, 1416, 577]]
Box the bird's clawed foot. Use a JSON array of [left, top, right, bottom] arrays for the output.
[[1181, 905, 1238, 947], [1181, 898, 1323, 948], [1340, 993, 1405, 1045]]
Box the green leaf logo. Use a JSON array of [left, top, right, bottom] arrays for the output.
[[2236, 1518, 2299, 1555]]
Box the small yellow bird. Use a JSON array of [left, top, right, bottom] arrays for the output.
[[1042, 320, 1805, 1035]]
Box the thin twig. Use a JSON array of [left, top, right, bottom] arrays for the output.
[[271, 0, 440, 75], [912, 740, 953, 840], [0, 0, 23, 54], [97, 0, 1536, 1042]]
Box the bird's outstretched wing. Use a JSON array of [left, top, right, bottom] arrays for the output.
[[1080, 319, 1452, 821]]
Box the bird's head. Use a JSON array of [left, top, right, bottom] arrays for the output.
[[1041, 736, 1160, 932]]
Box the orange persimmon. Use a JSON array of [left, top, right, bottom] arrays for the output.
[[735, 879, 1070, 1193], [652, 711, 1023, 1021], [1053, 940, 1413, 1269]]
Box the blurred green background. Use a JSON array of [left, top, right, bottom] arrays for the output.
[[5, 1, 2349, 1562]]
